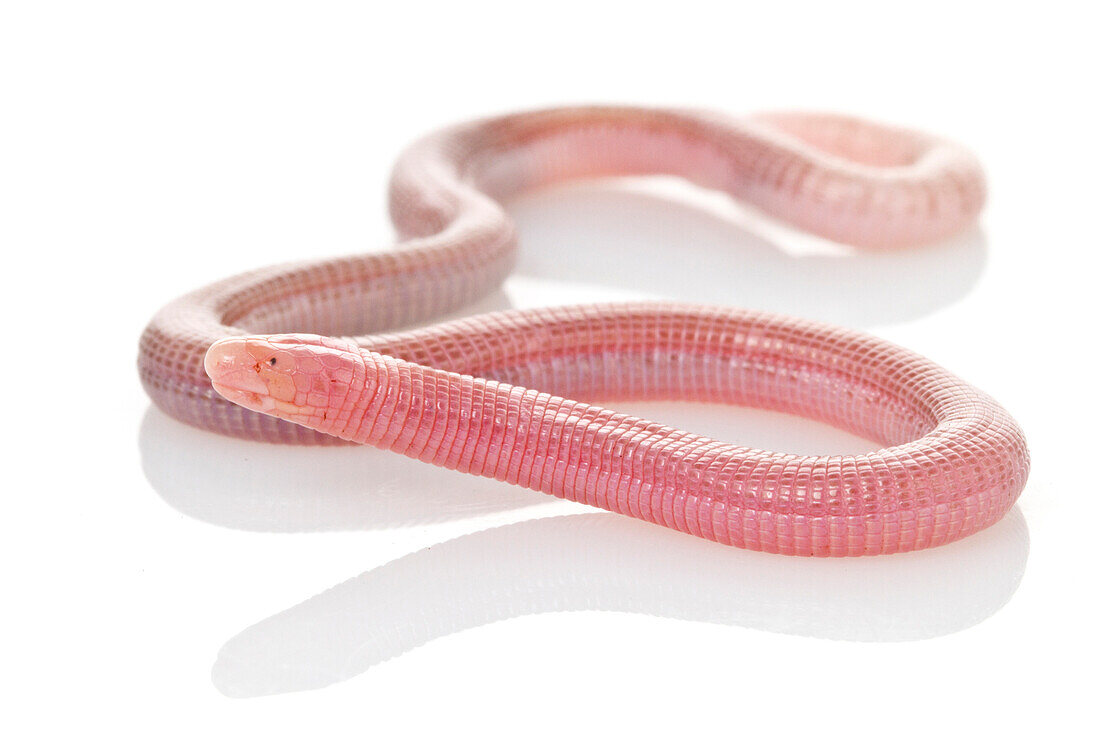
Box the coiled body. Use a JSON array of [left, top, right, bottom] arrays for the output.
[[138, 106, 1027, 556]]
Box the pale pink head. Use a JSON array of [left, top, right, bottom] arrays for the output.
[[204, 335, 366, 436]]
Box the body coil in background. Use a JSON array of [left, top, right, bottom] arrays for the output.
[[138, 106, 1028, 557]]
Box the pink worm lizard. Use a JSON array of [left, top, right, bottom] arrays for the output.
[[138, 107, 1029, 557]]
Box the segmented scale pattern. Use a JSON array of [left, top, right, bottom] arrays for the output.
[[138, 106, 1025, 555]]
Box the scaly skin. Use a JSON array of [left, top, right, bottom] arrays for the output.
[[139, 106, 1027, 556]]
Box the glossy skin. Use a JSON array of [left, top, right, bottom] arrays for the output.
[[139, 107, 1027, 556]]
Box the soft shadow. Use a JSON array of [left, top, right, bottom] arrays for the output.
[[213, 508, 1029, 698], [510, 178, 988, 327]]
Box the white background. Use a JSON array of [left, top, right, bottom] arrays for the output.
[[2, 1, 1096, 730]]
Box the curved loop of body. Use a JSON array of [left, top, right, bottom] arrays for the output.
[[138, 107, 1028, 556]]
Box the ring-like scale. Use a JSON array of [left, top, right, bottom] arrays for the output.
[[138, 107, 1028, 556]]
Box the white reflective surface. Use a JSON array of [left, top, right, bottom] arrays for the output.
[[3, 2, 1095, 730], [139, 407, 1030, 698], [209, 509, 1028, 697]]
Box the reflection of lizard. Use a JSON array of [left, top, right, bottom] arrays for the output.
[[213, 509, 1028, 697]]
